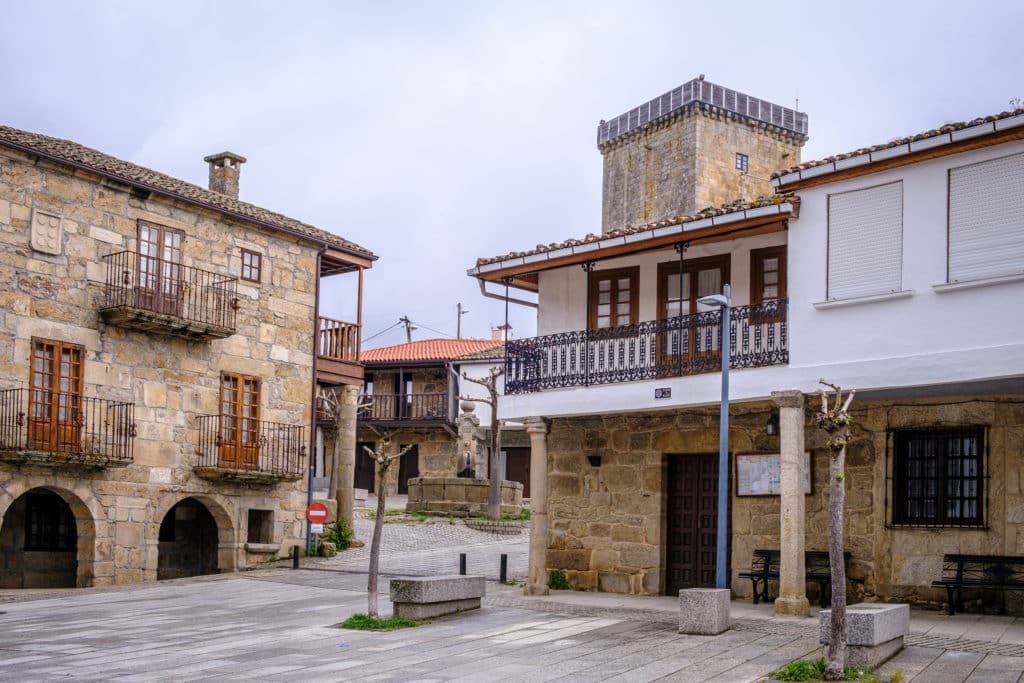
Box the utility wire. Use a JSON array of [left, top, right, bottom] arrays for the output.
[[410, 320, 455, 339], [361, 320, 403, 344]]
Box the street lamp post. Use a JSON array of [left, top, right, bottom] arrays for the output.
[[697, 283, 730, 590]]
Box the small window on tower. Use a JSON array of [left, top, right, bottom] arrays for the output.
[[735, 153, 749, 173]]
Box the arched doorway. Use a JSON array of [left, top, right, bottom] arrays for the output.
[[158, 498, 219, 580], [0, 488, 79, 588]]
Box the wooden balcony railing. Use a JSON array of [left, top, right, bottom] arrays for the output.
[[358, 392, 449, 422], [195, 415, 305, 481], [504, 299, 788, 394], [318, 316, 360, 361], [100, 250, 237, 340], [0, 387, 136, 467]]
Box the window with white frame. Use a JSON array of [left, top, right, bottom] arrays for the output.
[[826, 181, 903, 300], [948, 152, 1024, 283]]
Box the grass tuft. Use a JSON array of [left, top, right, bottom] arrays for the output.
[[340, 613, 419, 631]]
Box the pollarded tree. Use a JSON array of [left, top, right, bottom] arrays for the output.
[[460, 365, 504, 520], [816, 379, 856, 681], [362, 437, 414, 618]]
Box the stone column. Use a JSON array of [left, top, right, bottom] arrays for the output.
[[457, 401, 482, 476], [772, 390, 809, 616], [335, 384, 360, 527], [524, 417, 550, 596]]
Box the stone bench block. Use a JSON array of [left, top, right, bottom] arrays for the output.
[[820, 602, 909, 668], [390, 575, 486, 620], [678, 588, 730, 635]]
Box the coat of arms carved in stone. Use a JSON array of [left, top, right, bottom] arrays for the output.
[[30, 209, 63, 255]]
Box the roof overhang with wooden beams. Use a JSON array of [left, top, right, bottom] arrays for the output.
[[773, 110, 1024, 191], [467, 199, 797, 292], [320, 247, 374, 276]]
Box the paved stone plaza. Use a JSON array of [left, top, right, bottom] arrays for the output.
[[3, 519, 1024, 681]]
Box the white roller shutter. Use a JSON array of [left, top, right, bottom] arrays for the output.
[[827, 181, 903, 300], [948, 152, 1024, 283]]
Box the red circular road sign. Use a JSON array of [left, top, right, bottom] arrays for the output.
[[307, 503, 329, 524]]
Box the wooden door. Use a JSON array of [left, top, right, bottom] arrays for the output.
[[666, 454, 720, 594], [354, 441, 376, 493], [219, 373, 260, 469], [657, 256, 730, 374], [137, 221, 184, 317], [503, 447, 531, 498], [750, 246, 787, 304], [28, 339, 83, 453], [397, 445, 419, 494], [588, 267, 639, 330]]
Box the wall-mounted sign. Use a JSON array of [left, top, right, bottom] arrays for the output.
[[655, 387, 671, 399], [735, 452, 812, 496]]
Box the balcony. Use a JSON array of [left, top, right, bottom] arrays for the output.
[[358, 392, 451, 426], [504, 299, 788, 394], [0, 388, 135, 468], [316, 316, 364, 386], [100, 250, 238, 340], [194, 415, 305, 484]]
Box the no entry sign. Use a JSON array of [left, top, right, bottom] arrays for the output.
[[306, 502, 329, 524]]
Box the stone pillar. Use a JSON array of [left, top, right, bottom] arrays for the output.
[[457, 401, 482, 477], [524, 417, 549, 596], [335, 384, 360, 527], [772, 389, 809, 616]]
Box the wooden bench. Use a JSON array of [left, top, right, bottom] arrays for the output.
[[389, 575, 486, 619], [739, 549, 850, 607], [931, 554, 1024, 615]]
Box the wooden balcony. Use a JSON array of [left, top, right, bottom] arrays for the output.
[[358, 392, 451, 426], [193, 415, 305, 484], [316, 316, 363, 386]]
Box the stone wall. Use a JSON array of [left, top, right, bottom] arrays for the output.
[[0, 144, 319, 586], [600, 107, 804, 232], [355, 425, 459, 494], [406, 477, 523, 517], [542, 395, 1024, 608]]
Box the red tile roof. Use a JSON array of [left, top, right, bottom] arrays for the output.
[[772, 107, 1024, 181], [360, 339, 504, 364], [473, 195, 798, 268], [0, 124, 375, 260]]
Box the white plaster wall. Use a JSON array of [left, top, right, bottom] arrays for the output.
[[501, 140, 1024, 421], [455, 360, 504, 426]]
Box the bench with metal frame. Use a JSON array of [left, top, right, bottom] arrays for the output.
[[738, 548, 850, 607], [931, 553, 1024, 615]]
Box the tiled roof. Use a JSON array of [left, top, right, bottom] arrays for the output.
[[360, 339, 504, 364], [0, 125, 375, 259], [456, 344, 505, 360], [474, 195, 798, 268], [772, 107, 1024, 182]]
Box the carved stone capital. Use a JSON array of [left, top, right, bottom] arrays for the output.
[[524, 417, 549, 436], [771, 390, 805, 409]]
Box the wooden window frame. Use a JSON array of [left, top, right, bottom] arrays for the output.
[[750, 246, 787, 304], [890, 426, 986, 528], [656, 254, 731, 319], [240, 249, 262, 283], [136, 220, 185, 316], [587, 266, 639, 330], [219, 372, 262, 470], [28, 337, 84, 453]]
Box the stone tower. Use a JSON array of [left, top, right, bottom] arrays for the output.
[[598, 77, 808, 232]]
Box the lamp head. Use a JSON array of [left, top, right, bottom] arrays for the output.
[[696, 294, 729, 307]]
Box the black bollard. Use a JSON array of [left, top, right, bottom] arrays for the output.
[[500, 554, 508, 584], [459, 552, 467, 575], [292, 545, 300, 570]]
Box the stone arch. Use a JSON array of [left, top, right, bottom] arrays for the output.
[[0, 483, 98, 588], [153, 493, 237, 580]]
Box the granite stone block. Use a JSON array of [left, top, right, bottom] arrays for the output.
[[819, 602, 909, 646], [389, 575, 486, 604], [678, 588, 730, 635], [393, 597, 482, 620]]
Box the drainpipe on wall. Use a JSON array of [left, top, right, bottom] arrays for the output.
[[306, 247, 325, 555]]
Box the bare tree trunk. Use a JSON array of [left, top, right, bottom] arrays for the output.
[[367, 477, 387, 618], [826, 443, 847, 677], [487, 415, 501, 520]]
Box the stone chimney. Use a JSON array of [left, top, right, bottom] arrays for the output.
[[203, 151, 247, 199], [492, 324, 512, 342]]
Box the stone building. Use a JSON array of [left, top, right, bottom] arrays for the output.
[[470, 78, 1024, 615], [347, 337, 531, 501], [599, 76, 806, 232], [0, 125, 374, 587]]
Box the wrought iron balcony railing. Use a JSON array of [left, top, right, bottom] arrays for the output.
[[195, 415, 305, 480], [100, 250, 238, 339], [358, 392, 450, 422], [504, 299, 788, 394], [0, 387, 135, 466], [318, 316, 360, 362]]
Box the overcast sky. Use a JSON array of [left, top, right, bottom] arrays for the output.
[[2, 1, 1021, 348]]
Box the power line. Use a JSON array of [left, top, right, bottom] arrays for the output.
[[361, 320, 403, 344], [410, 320, 455, 339]]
